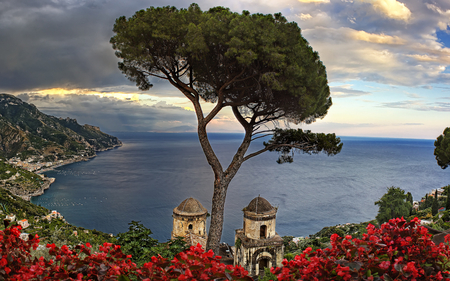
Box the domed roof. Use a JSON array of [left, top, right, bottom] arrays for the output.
[[245, 196, 274, 214], [175, 197, 207, 215]]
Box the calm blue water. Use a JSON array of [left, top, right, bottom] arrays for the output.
[[31, 133, 449, 243]]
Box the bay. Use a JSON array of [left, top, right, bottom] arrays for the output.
[[31, 133, 450, 243]]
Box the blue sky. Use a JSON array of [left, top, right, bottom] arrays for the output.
[[1, 0, 450, 139]]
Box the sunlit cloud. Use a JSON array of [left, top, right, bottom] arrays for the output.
[[350, 30, 406, 45], [298, 13, 312, 20], [32, 88, 144, 103], [367, 0, 411, 21], [331, 85, 371, 97], [297, 0, 330, 3]]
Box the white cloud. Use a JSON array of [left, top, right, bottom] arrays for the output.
[[425, 3, 450, 16], [298, 13, 312, 20], [331, 85, 371, 97], [297, 0, 330, 3], [405, 92, 421, 99], [350, 30, 406, 45], [381, 100, 450, 112], [368, 0, 411, 21]]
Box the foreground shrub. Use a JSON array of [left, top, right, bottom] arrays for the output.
[[1, 217, 450, 280], [0, 222, 250, 280], [271, 217, 450, 280]]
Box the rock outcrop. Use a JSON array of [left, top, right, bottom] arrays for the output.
[[0, 94, 122, 160]]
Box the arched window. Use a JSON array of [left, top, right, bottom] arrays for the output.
[[260, 225, 267, 239], [188, 224, 193, 230]]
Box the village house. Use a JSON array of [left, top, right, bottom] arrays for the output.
[[19, 233, 30, 241], [5, 214, 16, 222], [18, 219, 29, 229]]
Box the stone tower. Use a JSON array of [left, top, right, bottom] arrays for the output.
[[234, 196, 284, 276], [171, 197, 208, 248]]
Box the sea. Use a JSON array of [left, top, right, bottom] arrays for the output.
[[31, 133, 450, 244]]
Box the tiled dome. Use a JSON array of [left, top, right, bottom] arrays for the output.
[[175, 197, 207, 214], [245, 196, 274, 213]]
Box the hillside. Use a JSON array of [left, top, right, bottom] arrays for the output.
[[0, 187, 116, 247], [0, 93, 121, 161], [0, 160, 55, 200]]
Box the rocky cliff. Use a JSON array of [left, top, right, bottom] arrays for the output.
[[0, 94, 122, 160]]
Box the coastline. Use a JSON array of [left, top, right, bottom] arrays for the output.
[[28, 143, 122, 200], [36, 143, 123, 174], [20, 177, 55, 201]]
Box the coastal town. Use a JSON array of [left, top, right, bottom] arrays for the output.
[[5, 154, 91, 173]]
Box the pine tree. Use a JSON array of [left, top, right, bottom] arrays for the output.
[[445, 186, 450, 211], [406, 192, 413, 215], [432, 190, 439, 216], [375, 187, 412, 224], [111, 4, 342, 252]]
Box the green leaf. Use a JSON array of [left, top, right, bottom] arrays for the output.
[[118, 275, 131, 281]]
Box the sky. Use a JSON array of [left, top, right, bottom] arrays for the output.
[[1, 0, 450, 139]]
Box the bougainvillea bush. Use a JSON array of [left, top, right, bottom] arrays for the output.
[[1, 217, 450, 280], [0, 222, 251, 280], [272, 217, 450, 280]]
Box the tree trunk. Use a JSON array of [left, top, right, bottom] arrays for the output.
[[206, 178, 229, 254], [195, 108, 252, 254], [203, 132, 252, 254]]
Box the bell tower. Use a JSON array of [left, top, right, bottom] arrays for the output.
[[234, 196, 284, 276]]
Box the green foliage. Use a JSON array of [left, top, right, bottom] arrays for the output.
[[406, 191, 413, 215], [283, 221, 374, 258], [264, 129, 342, 164], [258, 267, 278, 281], [35, 219, 116, 247], [375, 186, 412, 224], [116, 221, 188, 266], [0, 188, 47, 221], [111, 4, 332, 125], [434, 127, 450, 169], [235, 237, 241, 249], [414, 207, 433, 220], [432, 194, 439, 216], [0, 187, 115, 248], [116, 221, 158, 256], [0, 161, 45, 192], [420, 193, 433, 210], [445, 186, 450, 211], [283, 236, 329, 257]]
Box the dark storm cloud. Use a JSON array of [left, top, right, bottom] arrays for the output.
[[18, 93, 197, 133], [0, 0, 175, 92]]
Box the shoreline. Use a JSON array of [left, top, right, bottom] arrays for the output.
[[35, 143, 122, 175], [20, 177, 55, 201], [28, 143, 122, 200]]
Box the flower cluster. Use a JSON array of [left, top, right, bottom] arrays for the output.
[[0, 223, 251, 280], [1, 217, 450, 280], [271, 217, 450, 280]]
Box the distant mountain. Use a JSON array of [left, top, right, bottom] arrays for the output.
[[0, 94, 122, 160]]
